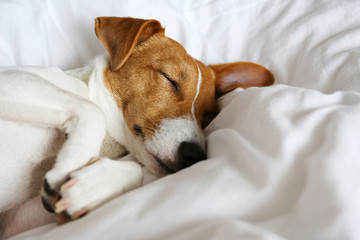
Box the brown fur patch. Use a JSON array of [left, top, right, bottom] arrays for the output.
[[104, 34, 217, 139]]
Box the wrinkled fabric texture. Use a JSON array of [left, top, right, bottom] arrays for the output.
[[1, 0, 360, 239]]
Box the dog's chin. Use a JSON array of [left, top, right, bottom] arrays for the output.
[[140, 150, 176, 177], [126, 135, 176, 177]]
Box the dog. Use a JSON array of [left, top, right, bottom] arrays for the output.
[[0, 17, 274, 238]]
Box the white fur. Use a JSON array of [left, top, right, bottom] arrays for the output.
[[57, 156, 142, 215], [191, 61, 202, 119], [0, 69, 106, 190], [86, 55, 128, 148]]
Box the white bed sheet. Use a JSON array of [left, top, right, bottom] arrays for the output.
[[1, 0, 360, 239]]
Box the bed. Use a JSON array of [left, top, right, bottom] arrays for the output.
[[1, 0, 360, 239]]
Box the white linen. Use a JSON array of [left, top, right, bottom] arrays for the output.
[[1, 0, 360, 239]]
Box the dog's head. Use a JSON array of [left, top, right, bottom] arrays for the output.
[[95, 17, 274, 176]]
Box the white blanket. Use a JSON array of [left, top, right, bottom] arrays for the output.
[[1, 0, 360, 239]]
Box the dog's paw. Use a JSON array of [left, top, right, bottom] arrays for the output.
[[52, 157, 143, 221], [41, 162, 87, 213], [40, 156, 100, 215]]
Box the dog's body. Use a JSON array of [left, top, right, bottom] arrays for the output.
[[0, 17, 274, 238]]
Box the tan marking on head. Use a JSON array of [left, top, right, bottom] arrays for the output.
[[103, 34, 217, 139]]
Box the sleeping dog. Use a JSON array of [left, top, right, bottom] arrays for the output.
[[0, 17, 274, 237]]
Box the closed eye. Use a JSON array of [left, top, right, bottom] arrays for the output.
[[160, 71, 179, 91]]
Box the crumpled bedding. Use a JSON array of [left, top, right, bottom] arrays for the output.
[[1, 0, 360, 239]]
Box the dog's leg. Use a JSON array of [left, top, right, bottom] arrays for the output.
[[0, 71, 106, 204], [1, 195, 56, 239], [53, 155, 143, 219]]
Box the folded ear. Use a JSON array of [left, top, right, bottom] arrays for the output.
[[210, 62, 274, 96], [95, 17, 165, 71]]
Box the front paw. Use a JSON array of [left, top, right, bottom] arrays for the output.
[[40, 157, 102, 214], [52, 157, 143, 222]]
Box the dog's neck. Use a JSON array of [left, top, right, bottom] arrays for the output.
[[65, 53, 109, 85], [66, 54, 131, 158]]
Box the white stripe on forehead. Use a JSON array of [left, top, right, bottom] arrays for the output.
[[191, 61, 202, 119]]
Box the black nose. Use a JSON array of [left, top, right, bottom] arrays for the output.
[[178, 142, 207, 169]]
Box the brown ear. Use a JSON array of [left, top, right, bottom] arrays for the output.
[[210, 62, 274, 96], [95, 17, 165, 71]]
